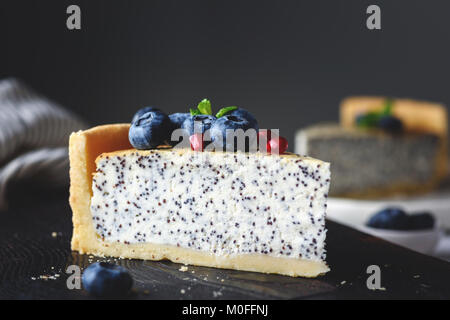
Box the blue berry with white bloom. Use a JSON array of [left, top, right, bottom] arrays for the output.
[[210, 114, 258, 151], [408, 212, 435, 230], [169, 113, 191, 129], [182, 114, 216, 136], [131, 106, 161, 124], [129, 110, 172, 149], [378, 115, 403, 133], [82, 262, 133, 298], [228, 108, 258, 131], [367, 207, 409, 230]]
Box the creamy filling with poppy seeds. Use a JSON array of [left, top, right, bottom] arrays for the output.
[[90, 149, 330, 262]]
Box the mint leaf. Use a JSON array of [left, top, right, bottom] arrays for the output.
[[356, 112, 381, 128], [382, 98, 393, 115], [190, 108, 201, 116], [216, 106, 237, 118], [356, 99, 394, 129], [197, 99, 212, 115]]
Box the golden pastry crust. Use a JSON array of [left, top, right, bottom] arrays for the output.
[[69, 124, 132, 252], [69, 124, 329, 277]]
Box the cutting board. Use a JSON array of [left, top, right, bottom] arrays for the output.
[[1, 190, 450, 299]]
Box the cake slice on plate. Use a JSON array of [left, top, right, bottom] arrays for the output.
[[296, 97, 448, 198], [69, 102, 331, 277]]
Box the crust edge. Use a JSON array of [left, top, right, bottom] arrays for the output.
[[77, 241, 329, 278]]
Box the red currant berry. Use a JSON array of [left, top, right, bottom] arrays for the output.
[[189, 133, 204, 151], [268, 136, 288, 154]]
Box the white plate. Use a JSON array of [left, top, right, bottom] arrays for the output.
[[357, 224, 442, 255], [327, 192, 450, 255], [327, 192, 450, 229]]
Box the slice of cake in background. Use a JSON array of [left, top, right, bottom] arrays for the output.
[[296, 97, 448, 198], [341, 97, 448, 180], [70, 124, 331, 277]]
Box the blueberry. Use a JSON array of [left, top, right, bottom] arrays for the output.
[[82, 262, 133, 298], [228, 108, 259, 131], [165, 113, 191, 147], [378, 115, 403, 133], [169, 113, 191, 129], [210, 114, 258, 151], [129, 110, 172, 149], [182, 114, 216, 136], [131, 106, 161, 124], [367, 207, 409, 230], [408, 212, 435, 230]]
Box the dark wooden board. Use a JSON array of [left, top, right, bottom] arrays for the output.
[[1, 189, 450, 300]]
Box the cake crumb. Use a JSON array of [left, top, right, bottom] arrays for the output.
[[180, 289, 186, 294], [369, 286, 386, 291], [179, 266, 188, 272], [33, 274, 60, 281], [213, 291, 223, 298]]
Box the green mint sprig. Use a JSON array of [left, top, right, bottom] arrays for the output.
[[189, 99, 238, 118], [216, 106, 237, 118], [190, 99, 212, 116], [197, 99, 212, 115], [356, 98, 393, 128], [382, 98, 393, 115], [190, 108, 202, 116]]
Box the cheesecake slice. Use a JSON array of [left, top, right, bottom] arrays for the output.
[[296, 123, 442, 197], [70, 124, 331, 277], [341, 96, 448, 179], [295, 97, 448, 198]]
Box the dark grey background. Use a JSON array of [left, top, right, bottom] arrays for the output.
[[1, 0, 449, 145]]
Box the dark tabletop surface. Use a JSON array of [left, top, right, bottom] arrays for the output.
[[1, 186, 450, 300]]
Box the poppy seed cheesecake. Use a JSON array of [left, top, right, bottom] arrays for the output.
[[295, 97, 448, 198], [296, 123, 442, 197], [70, 124, 331, 277]]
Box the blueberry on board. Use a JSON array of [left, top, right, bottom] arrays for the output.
[[169, 113, 191, 129], [182, 114, 216, 136], [129, 110, 172, 149], [82, 262, 133, 298], [228, 108, 259, 131], [366, 207, 409, 230], [131, 106, 161, 124], [378, 115, 403, 133], [210, 114, 258, 151], [408, 212, 435, 230]]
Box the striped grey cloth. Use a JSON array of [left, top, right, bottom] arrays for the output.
[[0, 78, 87, 209]]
